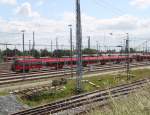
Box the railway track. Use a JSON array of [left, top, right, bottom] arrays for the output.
[[11, 77, 150, 115], [0, 62, 12, 71], [0, 62, 150, 86], [0, 61, 149, 77], [0, 63, 110, 76]]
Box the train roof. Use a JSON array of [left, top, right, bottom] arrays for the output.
[[16, 55, 129, 63]]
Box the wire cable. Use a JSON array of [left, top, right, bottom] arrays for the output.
[[92, 0, 126, 16]]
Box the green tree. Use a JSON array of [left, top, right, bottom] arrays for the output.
[[130, 48, 136, 53], [53, 50, 71, 57], [12, 49, 22, 56], [2, 48, 14, 57], [31, 49, 40, 58], [82, 48, 97, 55], [63, 50, 71, 57], [53, 50, 63, 57], [40, 49, 52, 57]]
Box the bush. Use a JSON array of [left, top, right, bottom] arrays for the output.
[[52, 78, 67, 87], [52, 80, 60, 87]]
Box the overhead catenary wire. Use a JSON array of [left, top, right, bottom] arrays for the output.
[[100, 0, 126, 14], [92, 0, 126, 16]]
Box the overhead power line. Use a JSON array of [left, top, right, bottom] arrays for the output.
[[92, 0, 126, 16], [101, 0, 126, 14]]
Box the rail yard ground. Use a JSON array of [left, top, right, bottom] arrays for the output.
[[0, 66, 150, 114], [14, 68, 150, 107], [11, 72, 150, 115], [88, 87, 150, 115], [0, 62, 150, 92]]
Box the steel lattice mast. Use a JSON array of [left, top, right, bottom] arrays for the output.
[[126, 33, 130, 80], [76, 0, 83, 92], [69, 25, 73, 78], [88, 36, 90, 49]]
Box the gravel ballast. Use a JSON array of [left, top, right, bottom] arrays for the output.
[[0, 95, 28, 115]]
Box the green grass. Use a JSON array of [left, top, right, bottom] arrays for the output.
[[20, 68, 150, 107], [88, 86, 150, 115], [0, 92, 8, 96], [22, 81, 76, 106]]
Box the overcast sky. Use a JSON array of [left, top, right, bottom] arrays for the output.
[[0, 0, 150, 50]]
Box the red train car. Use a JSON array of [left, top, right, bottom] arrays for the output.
[[11, 56, 131, 72], [11, 54, 150, 73]]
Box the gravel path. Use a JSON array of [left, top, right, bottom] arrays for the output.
[[0, 95, 29, 115]]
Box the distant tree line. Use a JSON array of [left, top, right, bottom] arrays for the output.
[[0, 47, 141, 60], [0, 48, 100, 58], [120, 48, 137, 53]]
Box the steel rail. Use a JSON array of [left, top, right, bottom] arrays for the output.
[[0, 62, 150, 86]]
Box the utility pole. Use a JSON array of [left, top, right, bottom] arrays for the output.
[[69, 24, 73, 78], [96, 41, 99, 63], [14, 45, 16, 57], [56, 37, 59, 70], [126, 33, 130, 80], [21, 30, 25, 73], [32, 31, 35, 57], [88, 36, 90, 49], [76, 0, 83, 93], [5, 43, 8, 57], [99, 43, 101, 55], [73, 44, 75, 53], [56, 37, 58, 50], [51, 40, 53, 52], [29, 40, 31, 56], [96, 41, 99, 56], [146, 41, 148, 55]]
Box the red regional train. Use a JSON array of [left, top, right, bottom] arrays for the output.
[[11, 55, 150, 72]]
